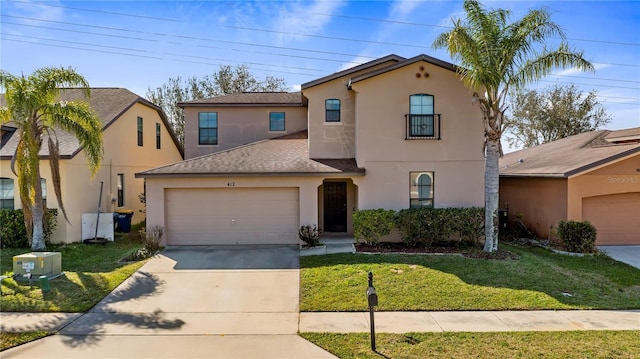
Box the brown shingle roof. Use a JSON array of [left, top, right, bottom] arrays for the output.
[[136, 131, 365, 177], [178, 92, 304, 107], [500, 128, 640, 178], [1, 88, 183, 159]]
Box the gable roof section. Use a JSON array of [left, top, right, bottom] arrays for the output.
[[1, 88, 183, 159], [350, 54, 459, 84], [300, 54, 405, 90], [500, 128, 640, 178], [178, 92, 304, 107], [136, 131, 364, 178]]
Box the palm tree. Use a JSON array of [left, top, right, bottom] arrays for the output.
[[0, 67, 103, 250], [433, 0, 593, 252]]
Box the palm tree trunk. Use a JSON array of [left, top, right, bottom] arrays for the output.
[[483, 138, 500, 252], [31, 174, 46, 251]]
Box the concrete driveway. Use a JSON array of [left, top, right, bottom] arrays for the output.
[[599, 245, 640, 269], [3, 245, 336, 359]]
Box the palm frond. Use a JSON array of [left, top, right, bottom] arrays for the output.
[[45, 100, 103, 175]]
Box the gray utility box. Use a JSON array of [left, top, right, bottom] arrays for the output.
[[13, 252, 62, 279]]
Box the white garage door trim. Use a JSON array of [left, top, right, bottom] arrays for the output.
[[165, 187, 299, 245], [582, 192, 640, 245]]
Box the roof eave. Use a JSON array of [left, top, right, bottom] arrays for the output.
[[300, 54, 405, 90], [136, 170, 366, 179]]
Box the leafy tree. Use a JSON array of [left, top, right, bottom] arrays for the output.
[[433, 0, 593, 252], [0, 67, 103, 250], [147, 65, 287, 147], [505, 84, 612, 148]]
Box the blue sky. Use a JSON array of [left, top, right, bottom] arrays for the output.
[[2, 0, 639, 140]]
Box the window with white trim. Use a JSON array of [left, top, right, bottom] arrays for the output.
[[325, 99, 341, 122], [0, 178, 14, 209], [410, 172, 434, 208]]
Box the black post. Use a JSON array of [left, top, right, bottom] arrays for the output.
[[368, 271, 376, 352]]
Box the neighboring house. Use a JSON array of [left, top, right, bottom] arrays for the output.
[[0, 88, 184, 244], [137, 54, 485, 246], [500, 128, 640, 245]]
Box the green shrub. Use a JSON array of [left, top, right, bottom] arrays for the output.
[[299, 224, 320, 247], [396, 208, 454, 246], [556, 220, 597, 253], [0, 209, 58, 248], [396, 207, 485, 247], [353, 209, 396, 245], [455, 207, 485, 244]]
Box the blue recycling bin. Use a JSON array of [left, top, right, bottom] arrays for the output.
[[114, 209, 134, 233]]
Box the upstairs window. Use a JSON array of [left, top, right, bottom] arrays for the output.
[[137, 117, 143, 146], [269, 112, 285, 132], [156, 123, 161, 149], [325, 99, 341, 122], [198, 112, 218, 145], [409, 94, 434, 137], [410, 172, 434, 208], [0, 178, 14, 209]]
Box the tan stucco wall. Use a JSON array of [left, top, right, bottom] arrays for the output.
[[353, 161, 484, 210], [499, 177, 568, 239], [304, 60, 398, 159], [1, 102, 183, 244], [348, 61, 485, 211], [183, 106, 307, 159], [144, 176, 328, 245], [567, 153, 640, 220]]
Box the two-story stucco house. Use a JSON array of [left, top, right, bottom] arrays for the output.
[[0, 88, 184, 243], [137, 54, 485, 246]]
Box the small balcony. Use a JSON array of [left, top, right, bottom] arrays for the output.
[[405, 114, 441, 140]]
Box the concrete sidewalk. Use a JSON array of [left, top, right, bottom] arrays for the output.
[[300, 310, 640, 332], [3, 310, 639, 334]]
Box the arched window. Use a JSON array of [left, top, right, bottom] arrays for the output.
[[409, 94, 434, 137], [410, 172, 434, 208], [0, 178, 14, 209]]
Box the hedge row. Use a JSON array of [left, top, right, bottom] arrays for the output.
[[0, 208, 58, 248], [354, 207, 484, 246]]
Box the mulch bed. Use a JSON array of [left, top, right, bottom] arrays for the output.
[[354, 242, 519, 260]]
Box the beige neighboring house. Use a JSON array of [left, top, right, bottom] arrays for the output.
[[137, 54, 485, 246], [500, 128, 640, 245], [0, 88, 184, 244]]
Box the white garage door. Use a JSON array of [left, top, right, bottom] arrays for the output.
[[582, 193, 640, 245], [165, 187, 299, 245]]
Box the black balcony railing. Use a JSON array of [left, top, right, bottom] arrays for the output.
[[405, 114, 441, 140]]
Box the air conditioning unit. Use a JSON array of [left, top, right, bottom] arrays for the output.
[[13, 252, 62, 279]]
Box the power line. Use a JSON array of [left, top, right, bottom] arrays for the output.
[[2, 38, 319, 78], [6, 0, 180, 22], [4, 14, 639, 69]]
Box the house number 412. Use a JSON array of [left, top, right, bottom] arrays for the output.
[[227, 182, 236, 187]]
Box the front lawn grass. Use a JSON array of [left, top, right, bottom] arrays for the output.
[[0, 233, 147, 312], [301, 331, 640, 359], [0, 332, 52, 351], [300, 244, 640, 311]]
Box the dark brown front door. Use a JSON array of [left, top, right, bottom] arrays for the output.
[[324, 182, 347, 232]]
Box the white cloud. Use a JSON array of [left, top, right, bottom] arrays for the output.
[[553, 63, 610, 77], [273, 0, 346, 42], [389, 0, 427, 18]]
